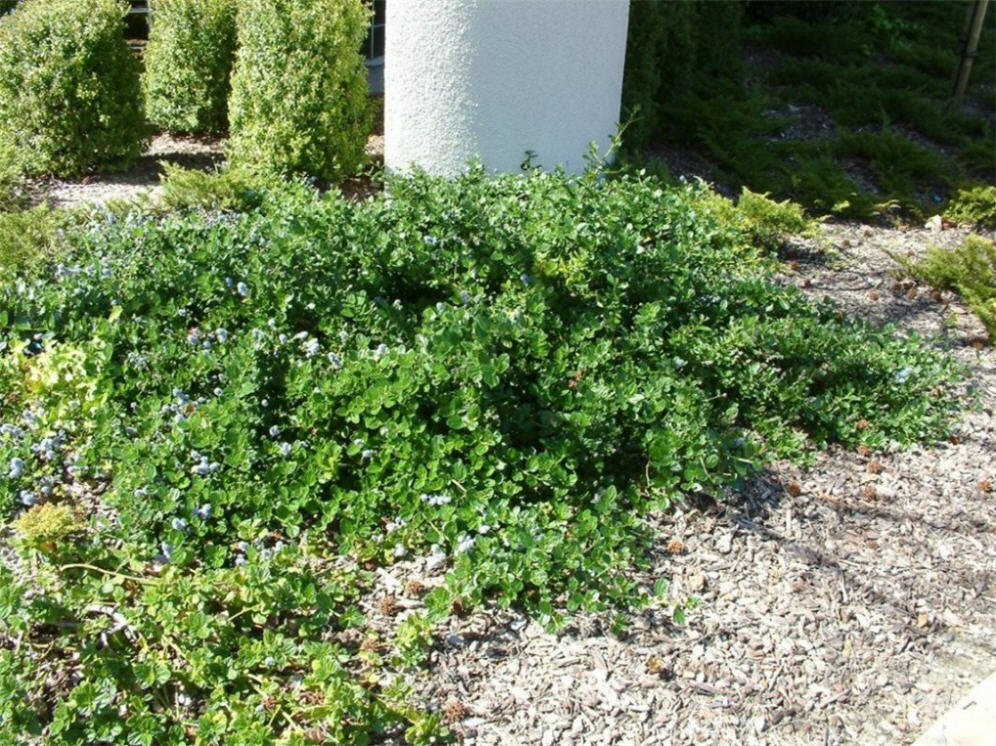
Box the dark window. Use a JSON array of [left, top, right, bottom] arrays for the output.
[[363, 0, 385, 61]]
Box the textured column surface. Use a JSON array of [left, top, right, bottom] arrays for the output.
[[385, 0, 630, 176]]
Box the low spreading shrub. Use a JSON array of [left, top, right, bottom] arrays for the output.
[[227, 0, 372, 182], [944, 185, 996, 229], [0, 206, 71, 272], [0, 558, 440, 743], [0, 0, 145, 177], [0, 169, 961, 740], [697, 187, 819, 253], [142, 0, 237, 134], [156, 163, 274, 213], [901, 234, 996, 339], [621, 2, 994, 219], [735, 188, 817, 250]]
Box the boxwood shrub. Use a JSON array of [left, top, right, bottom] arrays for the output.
[[227, 0, 372, 182], [0, 0, 145, 177], [0, 138, 24, 211], [621, 0, 743, 150], [142, 0, 237, 134]]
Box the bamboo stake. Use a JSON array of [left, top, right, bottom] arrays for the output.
[[949, 0, 990, 110], [950, 1, 977, 92]]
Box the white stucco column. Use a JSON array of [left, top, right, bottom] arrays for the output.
[[385, 0, 630, 176]]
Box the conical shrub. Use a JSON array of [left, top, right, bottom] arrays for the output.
[[227, 0, 372, 182], [0, 0, 145, 177], [142, 0, 237, 134]]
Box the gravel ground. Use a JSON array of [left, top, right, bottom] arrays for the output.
[[25, 133, 387, 210], [26, 134, 224, 210], [17, 139, 996, 745]]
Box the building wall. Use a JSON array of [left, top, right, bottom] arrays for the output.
[[385, 0, 630, 176]]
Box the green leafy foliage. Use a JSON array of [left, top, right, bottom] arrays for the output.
[[0, 554, 441, 743], [901, 235, 996, 339], [0, 206, 71, 273], [156, 163, 276, 213], [0, 168, 959, 594], [944, 185, 996, 229], [0, 0, 146, 177], [0, 169, 962, 740], [227, 0, 372, 182], [0, 138, 25, 212], [622, 1, 994, 220], [621, 0, 742, 149], [142, 0, 237, 134]]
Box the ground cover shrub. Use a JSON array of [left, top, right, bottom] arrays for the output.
[[623, 1, 994, 219], [677, 185, 818, 255], [833, 129, 953, 199], [142, 0, 237, 134], [735, 188, 818, 252], [900, 234, 996, 339], [156, 163, 275, 213], [0, 205, 72, 273], [0, 556, 440, 743], [0, 169, 961, 740], [766, 58, 990, 172], [659, 88, 883, 218], [227, 0, 372, 182], [944, 185, 996, 229], [0, 0, 145, 177]]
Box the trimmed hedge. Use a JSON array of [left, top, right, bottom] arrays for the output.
[[621, 0, 743, 150], [143, 0, 237, 134], [0, 0, 145, 177], [227, 0, 372, 182], [622, 0, 698, 148], [0, 138, 23, 211]]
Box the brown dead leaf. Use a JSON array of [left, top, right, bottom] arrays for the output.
[[665, 538, 685, 554], [443, 698, 468, 724], [376, 595, 399, 616]]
